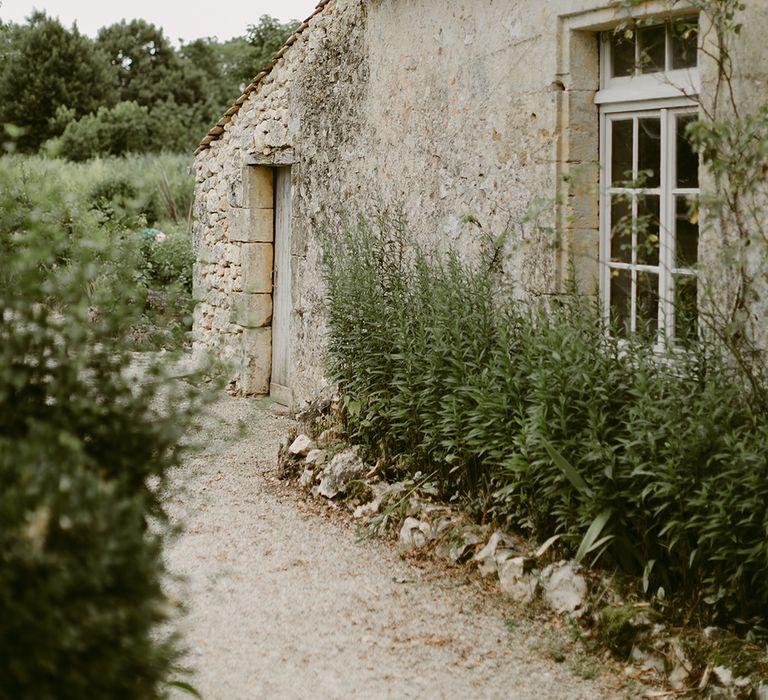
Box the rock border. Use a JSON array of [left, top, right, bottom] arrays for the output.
[[276, 403, 768, 700]]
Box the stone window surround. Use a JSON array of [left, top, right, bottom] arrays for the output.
[[553, 0, 699, 296]]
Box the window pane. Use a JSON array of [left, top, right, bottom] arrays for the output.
[[611, 29, 636, 77], [639, 24, 665, 73], [610, 268, 632, 336], [637, 195, 660, 266], [610, 195, 633, 263], [675, 195, 698, 268], [638, 118, 661, 188], [676, 114, 699, 188], [674, 274, 698, 342], [611, 119, 634, 185], [636, 272, 659, 338], [671, 18, 698, 69]]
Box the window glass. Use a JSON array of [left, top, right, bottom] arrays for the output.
[[602, 19, 700, 345], [611, 30, 635, 77], [671, 18, 698, 69], [636, 272, 659, 337], [636, 195, 660, 266], [639, 24, 665, 73], [675, 195, 698, 268], [676, 114, 699, 188], [674, 274, 698, 340], [638, 118, 661, 188], [610, 269, 632, 335], [611, 119, 634, 185], [610, 196, 633, 263]]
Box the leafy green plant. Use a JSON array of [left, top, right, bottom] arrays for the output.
[[322, 207, 768, 630], [0, 151, 211, 698], [1, 153, 195, 350]]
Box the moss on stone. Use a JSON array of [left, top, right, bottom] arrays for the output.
[[596, 604, 642, 658], [344, 479, 374, 504]]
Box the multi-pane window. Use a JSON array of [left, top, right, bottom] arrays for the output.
[[598, 17, 700, 344], [609, 17, 698, 77]]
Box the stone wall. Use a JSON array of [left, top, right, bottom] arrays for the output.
[[192, 0, 768, 406]]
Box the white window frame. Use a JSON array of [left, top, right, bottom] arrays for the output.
[[596, 20, 700, 106], [597, 20, 700, 347]]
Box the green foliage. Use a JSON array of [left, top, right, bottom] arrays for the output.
[[54, 101, 152, 160], [140, 230, 194, 293], [687, 105, 768, 396], [0, 151, 209, 698], [177, 36, 256, 126], [131, 229, 194, 351], [240, 15, 300, 80], [0, 12, 112, 152], [596, 605, 645, 658], [323, 209, 768, 629], [1, 12, 300, 158], [95, 20, 183, 107], [1, 153, 195, 349]]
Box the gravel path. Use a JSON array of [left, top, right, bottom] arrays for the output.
[[166, 393, 631, 700]]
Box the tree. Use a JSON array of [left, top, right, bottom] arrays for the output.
[[0, 13, 302, 157], [96, 19, 195, 108], [0, 140, 208, 698], [229, 15, 300, 89], [54, 101, 152, 160], [0, 12, 112, 152], [179, 37, 246, 116]]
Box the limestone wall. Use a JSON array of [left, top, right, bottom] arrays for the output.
[[192, 0, 768, 406]]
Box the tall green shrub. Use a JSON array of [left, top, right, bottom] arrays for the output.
[[1, 153, 195, 350], [0, 152, 206, 697], [322, 209, 768, 628]]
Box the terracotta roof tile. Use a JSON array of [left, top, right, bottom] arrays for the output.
[[194, 0, 332, 155]]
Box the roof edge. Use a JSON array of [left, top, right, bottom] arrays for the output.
[[194, 0, 332, 156]]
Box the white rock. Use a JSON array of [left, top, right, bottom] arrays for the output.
[[498, 557, 536, 603], [419, 520, 433, 539], [477, 556, 498, 577], [755, 683, 768, 700], [668, 637, 692, 690], [298, 468, 315, 488], [668, 662, 690, 690], [317, 428, 338, 445], [317, 450, 367, 498], [399, 517, 426, 549], [353, 499, 380, 519], [630, 646, 666, 676], [288, 434, 316, 456], [713, 666, 734, 687], [703, 626, 727, 641], [430, 516, 455, 540], [474, 530, 502, 563], [448, 526, 486, 562], [305, 448, 327, 467], [541, 561, 588, 614]]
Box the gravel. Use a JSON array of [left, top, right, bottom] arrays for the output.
[[165, 392, 630, 699]]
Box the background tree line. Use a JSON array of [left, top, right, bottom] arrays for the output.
[[0, 12, 298, 159]]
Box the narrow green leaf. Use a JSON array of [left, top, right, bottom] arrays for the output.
[[575, 507, 612, 563], [167, 680, 204, 698], [534, 534, 561, 558], [642, 559, 656, 593], [542, 438, 591, 497]]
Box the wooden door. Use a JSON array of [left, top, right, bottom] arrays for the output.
[[270, 167, 292, 405]]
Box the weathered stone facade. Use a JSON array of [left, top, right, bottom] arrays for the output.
[[192, 0, 768, 406]]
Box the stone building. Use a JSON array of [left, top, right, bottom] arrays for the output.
[[192, 0, 768, 408]]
